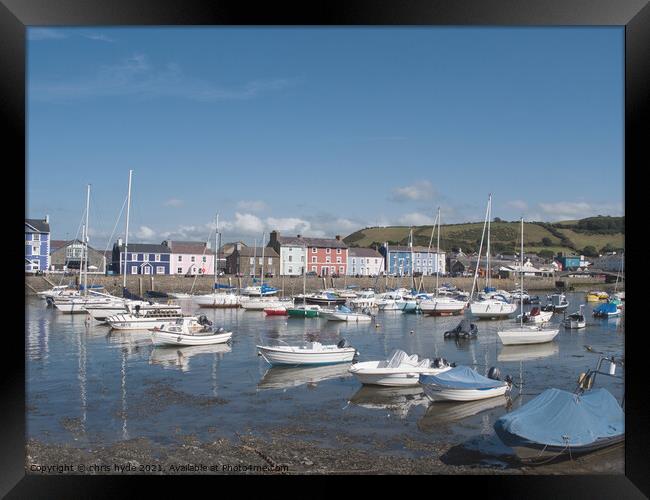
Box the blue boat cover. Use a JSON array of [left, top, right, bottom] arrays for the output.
[[214, 283, 234, 289], [419, 366, 505, 390], [594, 303, 618, 315], [484, 286, 497, 293], [494, 388, 624, 447], [325, 292, 338, 299], [337, 305, 353, 313]]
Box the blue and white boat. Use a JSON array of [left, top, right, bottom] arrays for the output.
[[592, 302, 620, 318], [419, 365, 511, 402]]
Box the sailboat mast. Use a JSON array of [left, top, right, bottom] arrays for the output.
[[260, 232, 265, 285], [486, 195, 492, 289], [123, 170, 133, 289], [303, 242, 307, 306], [83, 184, 90, 295], [520, 217, 524, 327], [470, 194, 491, 302], [214, 213, 219, 295], [436, 207, 441, 296]]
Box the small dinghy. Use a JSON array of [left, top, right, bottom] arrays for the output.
[[349, 350, 453, 387], [150, 316, 232, 346], [419, 366, 511, 402], [256, 339, 358, 366], [592, 302, 620, 318], [319, 305, 373, 322], [517, 307, 553, 324], [443, 319, 478, 339], [564, 305, 586, 329], [494, 351, 624, 463]]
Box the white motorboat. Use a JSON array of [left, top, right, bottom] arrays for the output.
[[195, 292, 244, 308], [418, 296, 467, 316], [419, 366, 511, 402], [54, 293, 119, 314], [168, 292, 193, 299], [256, 339, 358, 366], [241, 284, 279, 296], [150, 317, 232, 346], [318, 305, 373, 322], [469, 298, 518, 319], [85, 299, 177, 322], [106, 304, 185, 330], [349, 350, 453, 387], [349, 290, 377, 310], [497, 324, 560, 345], [241, 297, 292, 311], [516, 306, 553, 324], [375, 291, 407, 311], [564, 305, 587, 329], [37, 285, 81, 300], [549, 293, 569, 312]]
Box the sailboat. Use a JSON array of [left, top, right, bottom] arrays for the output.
[[469, 195, 517, 319], [497, 218, 560, 345], [418, 207, 467, 316], [287, 242, 321, 317], [195, 214, 242, 308]]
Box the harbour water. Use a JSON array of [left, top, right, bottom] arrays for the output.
[[26, 292, 624, 467]]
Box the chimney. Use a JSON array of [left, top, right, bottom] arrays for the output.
[[296, 234, 301, 239], [117, 237, 123, 247], [45, 214, 49, 224], [335, 235, 341, 241]]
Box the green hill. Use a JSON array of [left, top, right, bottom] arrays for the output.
[[344, 216, 624, 256]]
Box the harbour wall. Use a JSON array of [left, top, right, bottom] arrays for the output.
[[25, 274, 616, 296]]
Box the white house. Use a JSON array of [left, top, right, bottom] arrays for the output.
[[162, 240, 215, 276], [268, 231, 306, 276], [347, 248, 384, 276]]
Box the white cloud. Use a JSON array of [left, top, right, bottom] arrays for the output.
[[506, 200, 528, 211], [390, 181, 435, 202], [397, 212, 437, 226], [237, 200, 267, 212], [31, 53, 298, 102], [163, 198, 184, 208], [537, 201, 623, 221], [233, 212, 265, 234], [135, 225, 156, 240]]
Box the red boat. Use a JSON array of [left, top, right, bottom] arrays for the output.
[[264, 308, 288, 316]]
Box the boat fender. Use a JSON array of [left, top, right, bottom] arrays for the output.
[[487, 366, 501, 381]]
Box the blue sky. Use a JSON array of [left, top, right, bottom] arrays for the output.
[[27, 27, 624, 250]]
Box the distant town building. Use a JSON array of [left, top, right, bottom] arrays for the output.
[[269, 232, 348, 277], [226, 243, 280, 277], [25, 217, 50, 273], [347, 248, 384, 276], [591, 253, 624, 273], [379, 243, 445, 276], [554, 255, 591, 272], [162, 240, 215, 276], [49, 239, 107, 273], [111, 240, 172, 275]]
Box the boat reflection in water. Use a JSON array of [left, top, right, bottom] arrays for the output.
[[149, 344, 232, 372], [417, 395, 508, 432], [497, 343, 559, 363], [257, 363, 352, 390], [348, 386, 429, 419]]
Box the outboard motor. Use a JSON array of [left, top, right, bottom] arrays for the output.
[[198, 314, 212, 326], [504, 374, 513, 386], [433, 357, 447, 369], [487, 366, 501, 381], [134, 304, 141, 317], [337, 338, 351, 349]]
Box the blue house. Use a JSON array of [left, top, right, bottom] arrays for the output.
[[379, 243, 446, 276], [25, 217, 51, 273], [111, 240, 172, 275]]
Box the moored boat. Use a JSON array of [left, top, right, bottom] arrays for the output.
[[564, 305, 586, 329], [419, 365, 511, 402], [349, 350, 452, 387], [150, 317, 232, 346], [256, 339, 358, 366], [319, 305, 373, 322]]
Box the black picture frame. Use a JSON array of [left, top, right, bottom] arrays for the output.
[[6, 0, 646, 496]]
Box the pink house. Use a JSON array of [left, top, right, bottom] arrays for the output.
[[162, 240, 215, 276]]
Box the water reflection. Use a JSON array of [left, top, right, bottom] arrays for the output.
[[150, 344, 232, 372], [418, 396, 509, 431], [497, 343, 559, 363], [257, 363, 352, 390], [348, 386, 429, 419]]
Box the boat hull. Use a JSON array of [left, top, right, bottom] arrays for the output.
[[151, 330, 232, 346], [497, 328, 560, 345], [422, 384, 509, 402], [257, 346, 356, 366], [470, 302, 517, 319], [350, 362, 451, 387]]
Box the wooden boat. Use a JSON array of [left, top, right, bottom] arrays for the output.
[[349, 350, 452, 387], [256, 339, 357, 366], [150, 317, 232, 346], [419, 366, 511, 402]]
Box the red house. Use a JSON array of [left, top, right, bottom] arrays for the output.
[[270, 232, 348, 277]]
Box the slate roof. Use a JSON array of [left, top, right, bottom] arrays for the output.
[[349, 248, 383, 258], [163, 240, 208, 254], [50, 239, 101, 253], [235, 246, 279, 258], [276, 235, 347, 249], [26, 218, 50, 233], [383, 245, 443, 253], [115, 243, 170, 253]]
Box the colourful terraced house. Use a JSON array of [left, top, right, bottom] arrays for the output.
[[25, 217, 51, 273]]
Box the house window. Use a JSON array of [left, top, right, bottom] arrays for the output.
[[326, 256, 331, 263], [288, 266, 293, 273], [312, 248, 316, 253], [288, 255, 293, 262], [143, 266, 151, 275], [330, 266, 335, 273], [250, 257, 254, 264], [154, 254, 160, 262], [131, 266, 137, 274], [268, 257, 272, 265], [177, 267, 183, 274], [336, 248, 341, 254], [311, 266, 317, 272], [259, 257, 263, 265], [336, 257, 341, 263], [202, 256, 207, 263], [32, 245, 39, 255], [339, 266, 344, 273], [312, 256, 317, 263], [326, 248, 331, 254], [33, 234, 40, 241], [178, 255, 182, 262], [366, 258, 370, 264], [191, 256, 195, 262], [157, 266, 165, 274]]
